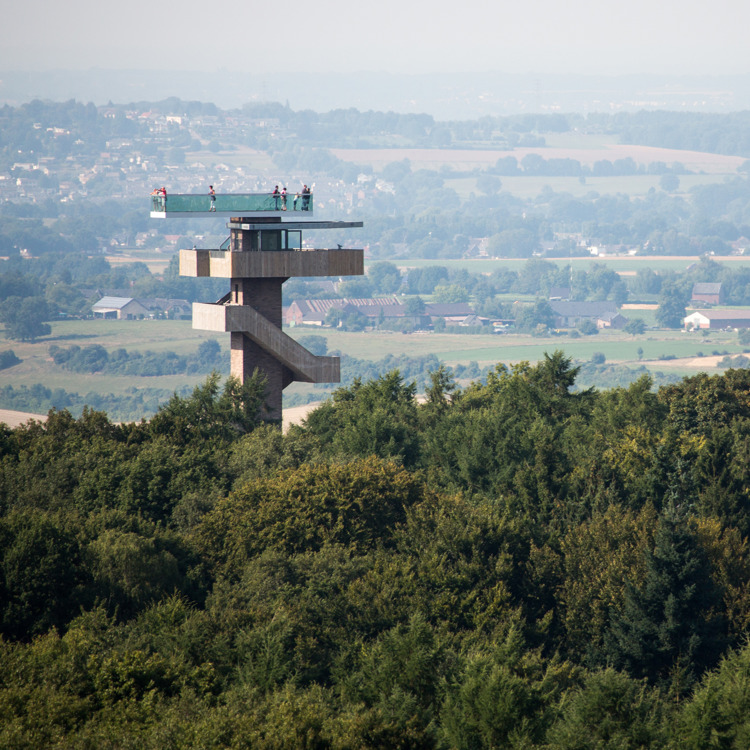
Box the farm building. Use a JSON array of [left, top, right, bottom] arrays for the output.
[[91, 296, 150, 320], [453, 313, 490, 327], [548, 286, 571, 301], [284, 298, 476, 327], [549, 301, 618, 328], [425, 303, 475, 322], [284, 297, 400, 326], [683, 310, 750, 330], [91, 296, 191, 320], [597, 311, 629, 329], [691, 283, 724, 306], [139, 298, 192, 319]]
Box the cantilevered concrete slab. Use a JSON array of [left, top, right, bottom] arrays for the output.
[[227, 221, 363, 231], [179, 248, 364, 279]]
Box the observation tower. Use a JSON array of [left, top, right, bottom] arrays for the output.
[[151, 189, 364, 421]]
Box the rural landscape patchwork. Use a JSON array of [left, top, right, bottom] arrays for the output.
[[3, 94, 750, 745]]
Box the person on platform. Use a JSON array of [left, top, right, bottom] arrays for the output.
[[281, 187, 287, 210], [209, 185, 216, 211], [272, 185, 280, 209], [301, 184, 310, 211]]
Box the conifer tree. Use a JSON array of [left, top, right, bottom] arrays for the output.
[[603, 502, 726, 694]]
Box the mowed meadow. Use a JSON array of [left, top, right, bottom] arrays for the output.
[[0, 319, 223, 398], [175, 134, 744, 199], [382, 255, 750, 276], [2, 311, 746, 423], [331, 142, 744, 174], [332, 131, 745, 198]]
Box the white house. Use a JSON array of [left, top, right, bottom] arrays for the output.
[[91, 296, 150, 320], [683, 310, 750, 330]]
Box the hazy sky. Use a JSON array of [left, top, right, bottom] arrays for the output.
[[2, 0, 748, 76]]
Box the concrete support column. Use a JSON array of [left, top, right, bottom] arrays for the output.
[[230, 331, 292, 421], [231, 277, 285, 324], [228, 264, 291, 420]]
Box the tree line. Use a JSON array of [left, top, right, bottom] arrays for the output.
[[48, 339, 224, 377], [6, 99, 750, 158]]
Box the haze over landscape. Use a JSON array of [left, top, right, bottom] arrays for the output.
[[4, 0, 749, 76], [2, 0, 750, 115]]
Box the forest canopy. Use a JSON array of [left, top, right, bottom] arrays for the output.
[[3, 357, 750, 746]]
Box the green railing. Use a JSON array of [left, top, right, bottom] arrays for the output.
[[150, 191, 313, 214]]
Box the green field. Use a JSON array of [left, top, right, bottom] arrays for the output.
[[318, 328, 739, 367], [0, 320, 223, 397], [1, 319, 745, 418], [444, 173, 733, 200], [541, 133, 620, 150], [378, 256, 750, 276], [286, 326, 745, 404], [185, 146, 277, 172], [106, 247, 177, 274]]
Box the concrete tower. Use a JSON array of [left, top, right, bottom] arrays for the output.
[[152, 188, 363, 420]]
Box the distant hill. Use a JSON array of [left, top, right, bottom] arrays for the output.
[[3, 69, 750, 118]]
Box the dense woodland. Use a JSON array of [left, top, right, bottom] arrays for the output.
[[2, 358, 750, 746]]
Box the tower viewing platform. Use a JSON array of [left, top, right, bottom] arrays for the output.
[[158, 189, 364, 421], [151, 189, 314, 218]]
